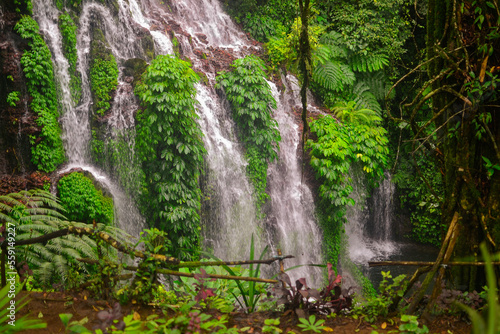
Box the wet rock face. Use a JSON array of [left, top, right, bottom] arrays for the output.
[[0, 8, 37, 177]]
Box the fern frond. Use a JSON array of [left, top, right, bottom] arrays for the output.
[[313, 61, 355, 92], [35, 262, 55, 286], [17, 222, 59, 234], [313, 45, 332, 64], [332, 100, 382, 125], [357, 71, 389, 101], [350, 52, 389, 72], [0, 212, 16, 224], [352, 81, 382, 113]]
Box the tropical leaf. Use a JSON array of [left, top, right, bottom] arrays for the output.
[[357, 71, 390, 101], [0, 189, 133, 288]]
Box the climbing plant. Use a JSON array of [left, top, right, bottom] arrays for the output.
[[14, 15, 66, 172], [216, 55, 281, 214], [90, 56, 119, 116], [135, 55, 205, 260], [59, 13, 81, 104], [57, 172, 114, 225], [307, 112, 389, 265]]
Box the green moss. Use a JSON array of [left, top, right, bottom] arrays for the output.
[[141, 35, 155, 61], [123, 58, 148, 87]]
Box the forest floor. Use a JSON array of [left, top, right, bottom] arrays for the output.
[[17, 291, 471, 334]]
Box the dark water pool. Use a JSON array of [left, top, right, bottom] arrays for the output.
[[360, 242, 439, 290]]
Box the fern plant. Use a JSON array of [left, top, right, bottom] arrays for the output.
[[332, 101, 382, 125], [311, 31, 390, 111], [0, 189, 131, 288]]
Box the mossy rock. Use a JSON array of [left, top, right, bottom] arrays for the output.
[[123, 58, 148, 87], [141, 34, 155, 61], [90, 28, 113, 61]]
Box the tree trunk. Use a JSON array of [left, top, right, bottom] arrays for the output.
[[425, 0, 500, 291]]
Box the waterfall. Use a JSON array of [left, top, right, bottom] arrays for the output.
[[369, 172, 397, 242], [345, 170, 399, 265], [32, 0, 146, 235], [195, 83, 263, 260], [29, 0, 325, 284], [266, 79, 324, 286]]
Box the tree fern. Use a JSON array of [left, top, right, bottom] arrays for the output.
[[351, 81, 382, 113], [313, 61, 355, 92], [1, 189, 133, 288], [357, 71, 389, 102], [332, 101, 382, 125], [350, 52, 389, 73]]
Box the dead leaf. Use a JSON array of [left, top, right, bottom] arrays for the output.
[[381, 322, 387, 329], [133, 312, 141, 321]]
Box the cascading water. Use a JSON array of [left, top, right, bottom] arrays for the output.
[[32, 0, 147, 235], [31, 0, 326, 283], [369, 172, 397, 242], [195, 83, 263, 260], [345, 170, 399, 266], [266, 79, 324, 286]]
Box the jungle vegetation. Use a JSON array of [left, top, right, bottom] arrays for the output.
[[1, 0, 499, 330]]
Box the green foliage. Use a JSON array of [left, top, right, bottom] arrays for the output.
[[59, 13, 81, 104], [392, 151, 444, 246], [14, 15, 66, 172], [14, 0, 32, 14], [0, 283, 47, 332], [266, 17, 325, 68], [399, 315, 429, 334], [57, 172, 114, 225], [6, 91, 20, 107], [135, 55, 205, 261], [117, 229, 171, 304], [203, 235, 269, 313], [0, 189, 119, 288], [459, 243, 500, 334], [216, 55, 280, 213], [311, 31, 389, 111], [61, 302, 238, 333], [332, 100, 382, 125], [90, 56, 119, 116], [307, 114, 389, 264], [262, 318, 282, 333], [315, 0, 412, 59], [297, 315, 326, 333], [242, 13, 286, 43], [482, 156, 500, 178], [353, 271, 407, 323]]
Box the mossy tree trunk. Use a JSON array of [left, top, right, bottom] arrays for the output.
[[425, 0, 500, 291]]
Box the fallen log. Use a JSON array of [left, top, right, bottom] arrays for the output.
[[369, 260, 500, 267]]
